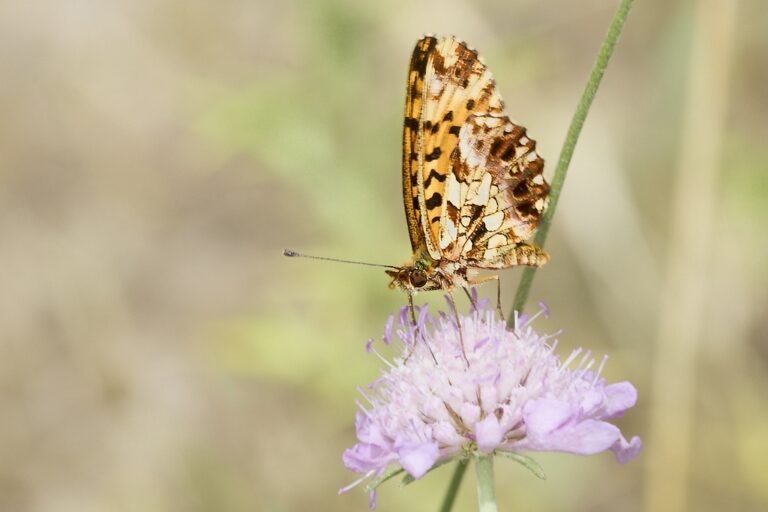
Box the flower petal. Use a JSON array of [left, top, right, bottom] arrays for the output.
[[475, 414, 503, 453], [523, 398, 577, 435], [520, 419, 621, 456], [355, 412, 389, 447], [397, 442, 439, 479], [343, 443, 395, 473], [611, 434, 643, 463], [460, 402, 481, 426], [603, 382, 638, 417], [433, 421, 464, 446], [579, 388, 604, 414]]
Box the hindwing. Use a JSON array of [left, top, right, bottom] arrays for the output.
[[438, 114, 549, 267]]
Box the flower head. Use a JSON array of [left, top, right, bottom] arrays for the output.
[[341, 297, 641, 502]]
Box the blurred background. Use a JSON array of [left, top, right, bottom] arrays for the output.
[[0, 0, 765, 511]]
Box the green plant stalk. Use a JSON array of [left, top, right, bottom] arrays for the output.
[[508, 0, 636, 327], [440, 1, 636, 511], [438, 458, 469, 512], [475, 455, 497, 512]]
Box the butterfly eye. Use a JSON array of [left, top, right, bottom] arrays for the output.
[[411, 269, 428, 288]]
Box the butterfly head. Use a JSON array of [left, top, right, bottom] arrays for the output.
[[386, 258, 445, 292]]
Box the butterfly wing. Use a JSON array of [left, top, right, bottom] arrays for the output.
[[402, 36, 504, 261], [438, 114, 549, 268]]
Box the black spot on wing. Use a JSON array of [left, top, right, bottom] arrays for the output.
[[424, 168, 447, 188], [501, 144, 517, 161], [448, 126, 461, 136], [425, 192, 443, 210], [513, 181, 529, 198], [517, 202, 536, 218], [411, 37, 437, 75], [425, 148, 442, 162], [404, 117, 419, 131], [490, 138, 505, 157]]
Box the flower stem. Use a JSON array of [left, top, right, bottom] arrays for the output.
[[507, 0, 635, 327], [475, 455, 497, 512], [438, 458, 469, 512]]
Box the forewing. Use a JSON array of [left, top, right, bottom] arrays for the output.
[[402, 37, 436, 258], [437, 114, 549, 267], [402, 36, 504, 260]]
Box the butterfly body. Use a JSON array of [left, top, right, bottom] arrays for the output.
[[389, 35, 550, 295], [386, 256, 463, 293]]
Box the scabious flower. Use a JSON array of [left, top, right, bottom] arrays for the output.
[[341, 295, 641, 505]]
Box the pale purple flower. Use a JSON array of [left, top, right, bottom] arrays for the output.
[[341, 298, 641, 504]]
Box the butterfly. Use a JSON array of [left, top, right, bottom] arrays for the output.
[[385, 35, 550, 299]]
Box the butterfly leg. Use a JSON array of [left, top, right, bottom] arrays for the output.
[[494, 276, 504, 323], [461, 286, 478, 311], [405, 293, 417, 361], [467, 274, 506, 323], [407, 293, 438, 365], [447, 289, 470, 366]]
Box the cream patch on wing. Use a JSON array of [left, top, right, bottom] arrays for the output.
[[428, 75, 445, 98], [469, 173, 492, 206], [483, 211, 504, 231], [441, 45, 460, 68], [440, 218, 458, 249], [445, 173, 461, 207], [487, 233, 507, 249], [438, 173, 462, 251]]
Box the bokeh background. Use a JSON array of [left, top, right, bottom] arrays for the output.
[[1, 0, 765, 511]]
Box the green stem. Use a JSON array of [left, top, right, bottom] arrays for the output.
[[440, 2, 636, 511], [507, 0, 635, 327], [438, 458, 469, 512], [475, 455, 497, 512]]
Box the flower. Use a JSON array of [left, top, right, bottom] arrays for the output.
[[341, 296, 641, 504]]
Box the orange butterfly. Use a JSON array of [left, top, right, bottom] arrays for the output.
[[386, 35, 549, 300], [286, 36, 549, 312]]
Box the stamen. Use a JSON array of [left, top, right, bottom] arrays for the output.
[[577, 350, 593, 371], [561, 348, 583, 370], [523, 307, 546, 328], [592, 355, 609, 386], [371, 348, 394, 368], [354, 398, 372, 415], [338, 469, 375, 494], [575, 358, 596, 382]]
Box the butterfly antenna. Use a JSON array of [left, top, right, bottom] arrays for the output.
[[283, 249, 399, 270]]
